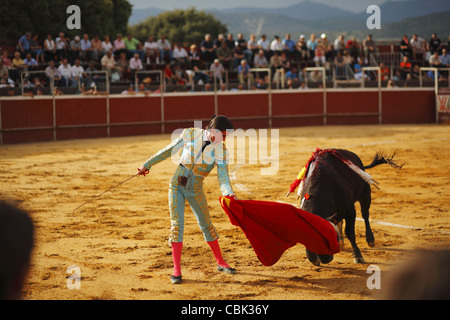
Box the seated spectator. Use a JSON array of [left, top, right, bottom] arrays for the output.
[[188, 44, 200, 68], [68, 35, 82, 63], [80, 34, 93, 62], [237, 59, 254, 85], [216, 41, 232, 71], [136, 81, 152, 96], [157, 35, 172, 63], [55, 32, 68, 62], [116, 52, 130, 80], [309, 69, 323, 82], [225, 34, 235, 51], [143, 36, 158, 64], [0, 60, 13, 87], [282, 33, 296, 60], [30, 34, 45, 64], [91, 35, 102, 61], [427, 33, 443, 55], [400, 35, 412, 58], [269, 51, 283, 84], [201, 34, 216, 64], [254, 49, 268, 69], [23, 52, 39, 71], [440, 49, 450, 68], [189, 65, 210, 85], [354, 64, 368, 81], [410, 34, 426, 60], [279, 51, 290, 72], [320, 33, 333, 61], [45, 60, 62, 86], [247, 34, 259, 61], [343, 50, 354, 68], [257, 34, 271, 60], [58, 58, 76, 87], [398, 55, 412, 80], [232, 45, 246, 71], [101, 35, 113, 57], [285, 67, 299, 82], [270, 35, 283, 55], [101, 50, 121, 81], [174, 65, 188, 85], [363, 34, 379, 59], [213, 34, 224, 50], [235, 33, 252, 64], [173, 43, 189, 67], [18, 32, 32, 58], [44, 34, 56, 62], [164, 63, 176, 85], [346, 36, 360, 60], [307, 33, 318, 60], [114, 33, 127, 58], [296, 35, 310, 61], [124, 33, 143, 60], [314, 44, 326, 67], [378, 62, 390, 81], [72, 58, 91, 88], [410, 65, 421, 80], [334, 51, 346, 79], [429, 52, 443, 68], [334, 35, 346, 55], [210, 59, 225, 85], [10, 52, 27, 84], [255, 76, 268, 90], [129, 53, 143, 80]]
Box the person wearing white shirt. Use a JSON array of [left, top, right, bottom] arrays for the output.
[[270, 36, 283, 54], [55, 32, 67, 61], [173, 43, 188, 66], [157, 35, 172, 62], [57, 59, 76, 87], [71, 59, 90, 88], [257, 34, 271, 59], [129, 53, 143, 80], [101, 35, 113, 57], [144, 36, 159, 64], [210, 59, 225, 85]]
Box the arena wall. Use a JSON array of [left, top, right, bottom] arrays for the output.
[[0, 88, 436, 144]]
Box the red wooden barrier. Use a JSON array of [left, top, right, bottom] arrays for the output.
[[0, 88, 436, 145]]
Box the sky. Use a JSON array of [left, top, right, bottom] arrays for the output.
[[128, 0, 407, 13]]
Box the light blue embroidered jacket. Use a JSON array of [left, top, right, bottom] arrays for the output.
[[142, 127, 234, 196]]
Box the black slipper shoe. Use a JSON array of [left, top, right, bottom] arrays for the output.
[[217, 265, 237, 274], [171, 275, 182, 284]]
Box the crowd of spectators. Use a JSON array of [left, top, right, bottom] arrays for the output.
[[1, 30, 449, 95]]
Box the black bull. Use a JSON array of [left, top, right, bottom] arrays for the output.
[[298, 149, 402, 265]]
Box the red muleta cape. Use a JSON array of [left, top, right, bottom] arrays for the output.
[[220, 196, 340, 266]]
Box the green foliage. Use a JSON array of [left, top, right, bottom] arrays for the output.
[[0, 0, 132, 42], [129, 7, 228, 44]]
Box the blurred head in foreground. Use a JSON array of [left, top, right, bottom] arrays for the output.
[[0, 201, 34, 300], [384, 249, 450, 300]]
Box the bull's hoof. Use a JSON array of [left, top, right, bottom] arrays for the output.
[[306, 249, 321, 266], [367, 241, 375, 247], [353, 257, 365, 264], [319, 254, 334, 264]]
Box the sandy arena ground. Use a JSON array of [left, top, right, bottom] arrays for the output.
[[1, 124, 449, 300]]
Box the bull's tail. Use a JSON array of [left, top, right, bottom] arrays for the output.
[[364, 151, 403, 170]]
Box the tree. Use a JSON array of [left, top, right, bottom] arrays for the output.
[[129, 7, 228, 44], [0, 0, 132, 42]]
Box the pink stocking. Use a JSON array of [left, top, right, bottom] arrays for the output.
[[207, 239, 230, 268], [172, 242, 183, 277]]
